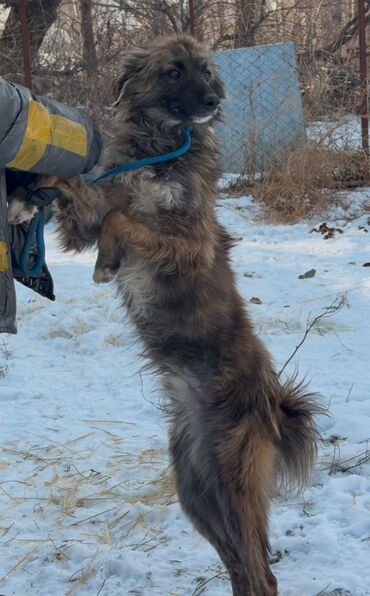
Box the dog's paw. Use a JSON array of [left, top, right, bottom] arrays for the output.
[[8, 198, 38, 225], [93, 266, 116, 284]]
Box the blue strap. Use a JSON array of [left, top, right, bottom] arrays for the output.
[[89, 127, 192, 184], [19, 208, 46, 277]]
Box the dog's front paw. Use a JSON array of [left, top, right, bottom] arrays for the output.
[[93, 266, 117, 284]]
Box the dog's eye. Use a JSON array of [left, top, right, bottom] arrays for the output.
[[204, 69, 212, 80], [167, 69, 181, 80]]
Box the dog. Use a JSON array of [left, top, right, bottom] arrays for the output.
[[48, 35, 321, 595]]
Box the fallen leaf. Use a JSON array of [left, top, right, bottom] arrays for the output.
[[311, 222, 343, 239], [298, 269, 316, 279]]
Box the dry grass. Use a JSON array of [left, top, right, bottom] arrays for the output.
[[0, 426, 174, 589], [127, 466, 176, 506], [225, 143, 369, 223], [323, 441, 370, 476], [251, 72, 370, 224], [0, 364, 8, 378], [300, 59, 362, 122]]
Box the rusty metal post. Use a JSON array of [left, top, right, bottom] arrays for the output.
[[19, 0, 33, 89], [358, 0, 368, 153], [188, 0, 196, 36]]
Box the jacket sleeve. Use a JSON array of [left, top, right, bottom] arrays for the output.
[[0, 77, 102, 177], [0, 77, 102, 334]]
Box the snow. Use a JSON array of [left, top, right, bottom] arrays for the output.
[[1, 190, 370, 595], [307, 116, 363, 150]]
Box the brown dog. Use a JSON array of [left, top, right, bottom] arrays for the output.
[[52, 36, 321, 595]]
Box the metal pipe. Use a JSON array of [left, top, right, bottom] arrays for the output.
[[19, 0, 33, 89], [358, 0, 368, 153]]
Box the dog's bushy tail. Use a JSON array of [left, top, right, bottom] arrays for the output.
[[275, 378, 324, 492], [169, 372, 323, 595]]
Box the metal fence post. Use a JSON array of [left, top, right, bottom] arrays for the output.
[[358, 0, 369, 154], [19, 0, 33, 89]]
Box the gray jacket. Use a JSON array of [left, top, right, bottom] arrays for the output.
[[0, 78, 101, 333]]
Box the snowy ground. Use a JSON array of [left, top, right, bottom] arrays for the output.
[[1, 190, 370, 596], [307, 116, 363, 150]]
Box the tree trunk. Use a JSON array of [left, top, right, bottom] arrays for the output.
[[79, 0, 97, 77], [0, 0, 62, 84], [314, 4, 370, 60], [78, 0, 98, 113], [235, 0, 265, 48]]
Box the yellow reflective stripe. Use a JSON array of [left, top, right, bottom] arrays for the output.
[[7, 99, 49, 170], [7, 97, 88, 171], [49, 113, 87, 157], [0, 241, 9, 272]]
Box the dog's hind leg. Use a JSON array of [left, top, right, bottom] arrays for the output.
[[168, 385, 277, 596]]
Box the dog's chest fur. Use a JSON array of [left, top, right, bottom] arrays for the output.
[[115, 257, 157, 321], [132, 171, 184, 213]]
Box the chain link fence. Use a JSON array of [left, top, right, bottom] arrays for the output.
[[215, 42, 306, 174]]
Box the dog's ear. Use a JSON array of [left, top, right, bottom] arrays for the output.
[[112, 48, 149, 107]]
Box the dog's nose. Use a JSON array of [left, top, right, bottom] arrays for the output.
[[203, 94, 219, 110]]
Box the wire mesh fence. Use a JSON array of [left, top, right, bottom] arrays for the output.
[[215, 43, 306, 173]]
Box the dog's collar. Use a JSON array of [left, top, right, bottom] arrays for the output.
[[89, 127, 192, 185]]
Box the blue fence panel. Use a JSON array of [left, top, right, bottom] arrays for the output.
[[214, 42, 306, 174]]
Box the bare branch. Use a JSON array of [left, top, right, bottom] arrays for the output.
[[278, 297, 346, 378]]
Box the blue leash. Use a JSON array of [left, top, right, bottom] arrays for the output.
[[89, 127, 192, 184], [19, 207, 45, 277], [19, 127, 192, 277]]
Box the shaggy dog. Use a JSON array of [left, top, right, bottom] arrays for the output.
[[48, 36, 320, 596]]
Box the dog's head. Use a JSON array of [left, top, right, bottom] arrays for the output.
[[112, 36, 225, 126]]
